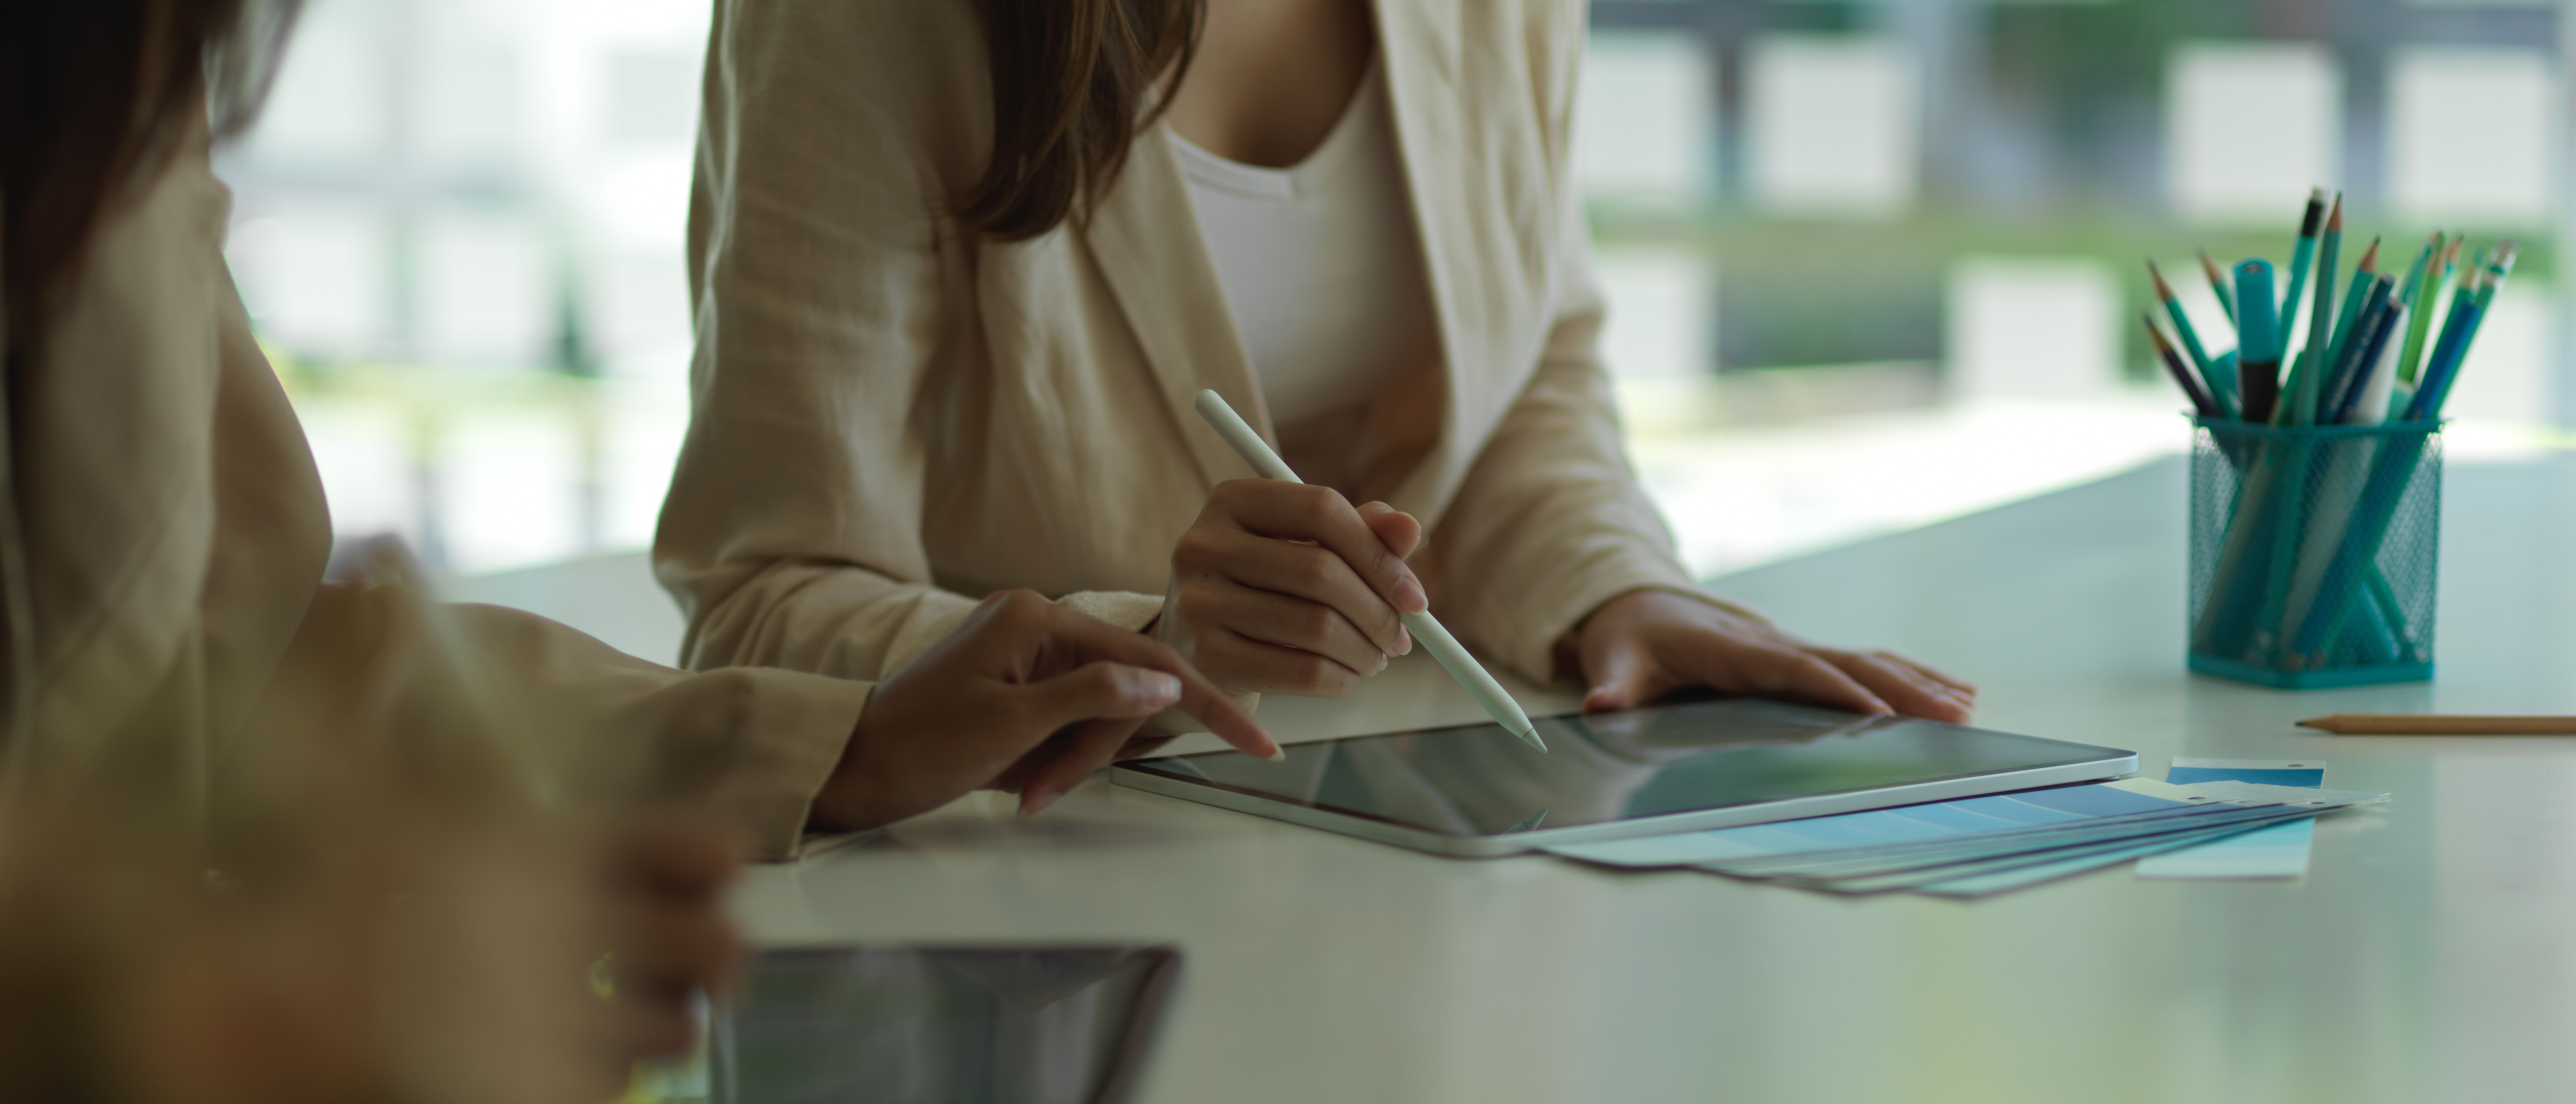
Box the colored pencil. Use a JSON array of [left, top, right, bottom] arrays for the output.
[[2149, 260, 2231, 415], [2277, 187, 2327, 346], [2282, 195, 2342, 425], [2326, 289, 2403, 425], [2296, 256, 2491, 659], [2318, 276, 2396, 425], [2305, 235, 2380, 419], [2409, 249, 2511, 422], [2199, 251, 2237, 326], [2146, 313, 2219, 417], [2345, 302, 2407, 426], [2473, 241, 2519, 310], [2395, 232, 2445, 386], [2401, 272, 2485, 423]]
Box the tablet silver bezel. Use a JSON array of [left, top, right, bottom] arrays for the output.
[[1109, 727, 2139, 858]]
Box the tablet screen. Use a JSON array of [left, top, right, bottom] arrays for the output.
[[1118, 698, 2126, 838], [707, 946, 1178, 1104]]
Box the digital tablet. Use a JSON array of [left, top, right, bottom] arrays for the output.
[[706, 945, 1180, 1104], [1110, 697, 2137, 857]]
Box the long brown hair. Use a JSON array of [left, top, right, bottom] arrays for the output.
[[958, 0, 1206, 241], [0, 0, 299, 363]]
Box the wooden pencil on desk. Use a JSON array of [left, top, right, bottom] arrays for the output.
[[2299, 714, 2576, 735]]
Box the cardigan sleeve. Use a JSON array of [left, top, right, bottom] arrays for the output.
[[657, 0, 1072, 683], [442, 601, 872, 861]]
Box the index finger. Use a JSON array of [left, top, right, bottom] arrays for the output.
[[1217, 481, 1427, 617], [1030, 603, 1281, 760]]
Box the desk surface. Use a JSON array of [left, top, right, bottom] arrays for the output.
[[733, 455, 2576, 1104]]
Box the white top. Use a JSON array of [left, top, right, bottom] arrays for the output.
[[1170, 61, 1440, 429]]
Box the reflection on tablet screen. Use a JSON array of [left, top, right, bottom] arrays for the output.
[[1123, 698, 2120, 838], [706, 945, 1179, 1104]]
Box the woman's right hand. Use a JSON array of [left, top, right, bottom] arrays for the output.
[[812, 590, 1277, 830], [1155, 480, 1428, 698]]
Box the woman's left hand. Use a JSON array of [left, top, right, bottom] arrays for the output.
[[1569, 590, 1976, 723]]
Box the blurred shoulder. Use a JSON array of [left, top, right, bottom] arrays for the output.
[[701, 0, 991, 179], [1441, 0, 1587, 59], [1413, 0, 1585, 99], [707, 0, 988, 101], [710, 0, 983, 50]]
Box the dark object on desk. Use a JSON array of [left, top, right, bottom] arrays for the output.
[[1114, 698, 2136, 857], [712, 945, 1179, 1104], [2299, 714, 2576, 735]]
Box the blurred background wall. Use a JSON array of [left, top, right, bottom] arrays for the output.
[[215, 0, 2573, 591]]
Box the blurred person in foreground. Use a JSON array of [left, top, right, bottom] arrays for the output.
[[1, 0, 1273, 1095], [0, 560, 749, 1102], [0, 0, 1276, 850]]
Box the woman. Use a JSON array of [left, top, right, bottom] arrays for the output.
[[5, 0, 1278, 1091], [2, 0, 1282, 1025], [662, 0, 1974, 724], [0, 0, 1274, 842]]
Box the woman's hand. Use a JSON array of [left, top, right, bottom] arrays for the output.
[[1156, 480, 1427, 697], [814, 590, 1277, 830], [1570, 590, 1976, 723]]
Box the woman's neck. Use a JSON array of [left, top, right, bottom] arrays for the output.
[[1163, 0, 1376, 169]]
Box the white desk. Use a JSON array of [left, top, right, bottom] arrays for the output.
[[730, 456, 2576, 1104]]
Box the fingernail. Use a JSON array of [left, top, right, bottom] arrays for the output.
[[1021, 790, 1058, 817], [1266, 745, 1288, 763], [1395, 575, 1428, 614], [1396, 626, 1414, 655], [1131, 670, 1182, 707]]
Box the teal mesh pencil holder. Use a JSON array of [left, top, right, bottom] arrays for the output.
[[2187, 417, 2441, 689]]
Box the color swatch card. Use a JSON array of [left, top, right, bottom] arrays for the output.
[[1546, 778, 2387, 898], [1546, 779, 2221, 869], [2136, 758, 2326, 880]]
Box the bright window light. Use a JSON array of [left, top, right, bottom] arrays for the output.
[[602, 387, 691, 550], [300, 401, 419, 543], [2440, 282, 2554, 425], [1745, 35, 1920, 218], [243, 0, 391, 164], [225, 207, 393, 359], [439, 410, 583, 574], [419, 211, 554, 367], [2164, 42, 2342, 224], [1945, 257, 2122, 400], [586, 250, 697, 379], [1596, 249, 1716, 379], [1576, 32, 1716, 202], [2387, 47, 2554, 226], [418, 35, 524, 163]]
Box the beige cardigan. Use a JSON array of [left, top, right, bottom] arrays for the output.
[[661, 0, 1735, 700], [0, 145, 865, 860]]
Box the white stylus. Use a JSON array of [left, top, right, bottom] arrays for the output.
[[1192, 390, 1547, 753]]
